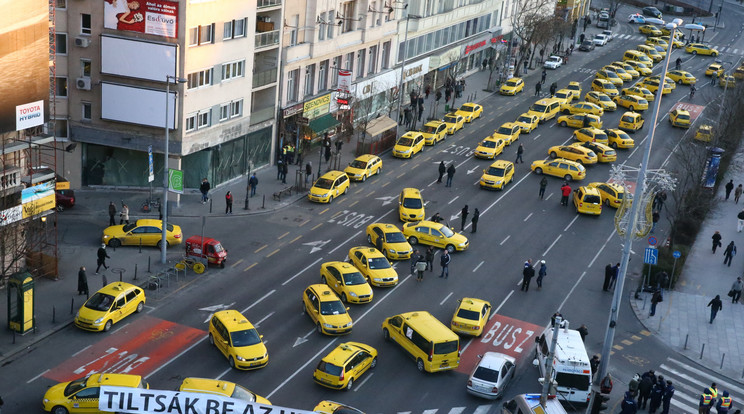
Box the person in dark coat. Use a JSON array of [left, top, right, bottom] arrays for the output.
[[603, 263, 613, 291], [620, 391, 639, 414], [225, 191, 233, 214], [425, 246, 435, 272], [712, 231, 723, 253], [77, 266, 89, 296], [108, 201, 117, 226], [439, 250, 451, 278], [95, 244, 110, 274], [536, 260, 547, 288], [648, 380, 665, 413], [200, 178, 211, 203], [521, 259, 535, 291], [471, 208, 480, 233], [661, 380, 675, 414], [638, 373, 654, 408], [650, 289, 663, 316], [437, 161, 446, 183], [723, 241, 737, 266], [609, 262, 620, 290], [446, 163, 456, 187], [577, 323, 588, 342], [539, 176, 548, 199], [305, 162, 312, 184], [460, 205, 469, 231], [708, 295, 723, 323], [534, 82, 542, 96], [410, 249, 420, 275], [725, 179, 734, 200], [549, 82, 558, 97]]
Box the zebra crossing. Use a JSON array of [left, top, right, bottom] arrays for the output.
[[655, 357, 744, 413], [386, 404, 494, 414], [611, 33, 744, 55]]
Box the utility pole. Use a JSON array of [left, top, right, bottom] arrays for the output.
[[539, 316, 561, 407]]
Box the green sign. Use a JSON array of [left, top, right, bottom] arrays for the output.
[[168, 169, 183, 194]]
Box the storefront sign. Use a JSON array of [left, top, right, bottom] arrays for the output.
[[337, 70, 352, 94], [283, 103, 304, 118], [461, 34, 492, 56], [401, 58, 430, 83], [355, 70, 398, 100], [303, 93, 332, 120], [21, 182, 55, 218]]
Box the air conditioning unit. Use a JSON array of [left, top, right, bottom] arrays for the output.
[[76, 77, 91, 90], [75, 37, 90, 48]]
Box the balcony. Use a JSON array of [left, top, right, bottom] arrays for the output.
[[253, 69, 278, 89], [257, 0, 281, 8], [255, 30, 280, 49], [251, 105, 276, 125]]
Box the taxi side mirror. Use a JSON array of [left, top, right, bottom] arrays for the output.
[[259, 335, 264, 339]]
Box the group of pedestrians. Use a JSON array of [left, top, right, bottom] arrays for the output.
[[410, 247, 451, 281], [711, 230, 736, 266], [698, 382, 737, 413], [520, 259, 547, 291], [437, 161, 457, 187], [621, 370, 675, 414]]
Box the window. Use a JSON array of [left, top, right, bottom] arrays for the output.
[[304, 64, 315, 95], [54, 118, 68, 138], [187, 68, 213, 89], [327, 10, 335, 39], [222, 61, 244, 81], [185, 114, 197, 131], [82, 102, 92, 120], [230, 100, 243, 117], [287, 69, 299, 102], [368, 46, 377, 75], [289, 14, 299, 46], [331, 56, 341, 87], [318, 60, 328, 91], [81, 14, 91, 35], [341, 1, 356, 33], [219, 104, 229, 121], [56, 33, 67, 55], [189, 24, 215, 46], [318, 15, 326, 41], [55, 77, 68, 97], [197, 111, 211, 128], [356, 49, 365, 79], [56, 0, 66, 8], [223, 18, 246, 40], [345, 52, 354, 76], [81, 59, 91, 77], [381, 41, 390, 69]]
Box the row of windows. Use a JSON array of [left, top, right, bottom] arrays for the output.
[[186, 60, 245, 90], [185, 99, 243, 132], [397, 13, 494, 62], [189, 18, 249, 47]]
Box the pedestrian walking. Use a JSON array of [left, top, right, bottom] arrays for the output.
[[425, 246, 435, 272], [717, 391, 733, 414], [200, 178, 211, 203], [335, 139, 343, 154], [723, 241, 737, 266], [225, 191, 233, 214], [736, 184, 743, 203], [108, 201, 117, 226], [610, 262, 620, 290], [603, 263, 613, 291], [549, 82, 557, 97], [305, 162, 312, 184], [77, 266, 89, 296], [649, 288, 663, 316], [515, 143, 524, 164], [521, 259, 535, 291], [638, 374, 654, 409], [661, 381, 675, 414], [249, 173, 258, 197], [415, 256, 427, 282], [439, 250, 451, 278], [730, 277, 743, 303], [590, 354, 600, 378], [460, 205, 469, 231], [711, 72, 718, 86], [649, 380, 664, 413], [560, 182, 571, 206], [281, 162, 288, 184], [437, 161, 446, 183], [621, 391, 639, 414], [675, 57, 682, 71], [471, 208, 479, 233], [534, 82, 542, 96], [95, 244, 110, 274], [276, 159, 284, 180], [410, 249, 420, 275], [446, 163, 456, 187], [738, 210, 744, 232], [119, 204, 130, 225], [536, 260, 547, 288], [651, 210, 660, 233], [713, 231, 723, 252], [655, 190, 667, 211], [707, 295, 723, 323], [725, 179, 734, 200], [539, 176, 548, 199], [577, 323, 588, 342], [541, 69, 547, 84]]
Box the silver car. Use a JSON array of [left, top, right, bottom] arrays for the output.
[[544, 56, 562, 69], [466, 352, 516, 399]]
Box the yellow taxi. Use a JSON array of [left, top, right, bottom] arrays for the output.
[[556, 114, 603, 129], [660, 35, 684, 48], [591, 79, 619, 97], [302, 284, 354, 335], [348, 246, 399, 287], [611, 61, 640, 78], [548, 145, 598, 165], [705, 63, 724, 77], [573, 127, 609, 144], [102, 219, 182, 248], [500, 77, 525, 95], [588, 182, 629, 208], [625, 60, 653, 76], [309, 170, 350, 203], [637, 44, 662, 62], [531, 158, 586, 181], [514, 113, 540, 134], [392, 131, 425, 158], [639, 25, 662, 36], [595, 69, 624, 86], [314, 342, 377, 390], [443, 113, 465, 134], [606, 128, 636, 148], [420, 121, 448, 145], [669, 108, 691, 128], [685, 43, 719, 56], [653, 45, 668, 59], [492, 122, 522, 145], [735, 65, 744, 80], [694, 124, 713, 142], [402, 221, 469, 252], [479, 160, 515, 190], [450, 297, 492, 336], [456, 103, 483, 122], [720, 75, 736, 88], [344, 154, 382, 181], [398, 187, 425, 222], [208, 309, 269, 370], [604, 65, 632, 81], [43, 373, 148, 414], [573, 142, 616, 163], [553, 89, 575, 105], [639, 78, 672, 95], [320, 261, 374, 304], [646, 74, 677, 90], [645, 37, 668, 49], [623, 50, 654, 66], [566, 81, 583, 98], [366, 223, 412, 260], [179, 378, 271, 405], [614, 94, 649, 111], [314, 401, 365, 414], [621, 86, 655, 101], [474, 137, 507, 160], [561, 101, 604, 116], [584, 91, 617, 111], [74, 282, 145, 332], [527, 97, 563, 122], [618, 111, 645, 132], [573, 186, 603, 215]]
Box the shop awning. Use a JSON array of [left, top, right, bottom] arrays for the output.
[[309, 114, 340, 135], [365, 116, 397, 137]]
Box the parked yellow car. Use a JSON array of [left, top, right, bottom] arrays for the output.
[[491, 122, 522, 145], [344, 154, 382, 181], [605, 128, 636, 148], [705, 63, 724, 77], [573, 186, 603, 215], [685, 43, 719, 56], [591, 79, 619, 97], [208, 309, 269, 370], [514, 113, 540, 133], [639, 25, 662, 36], [595, 69, 624, 86], [479, 160, 515, 190], [348, 247, 399, 287], [102, 219, 182, 248], [455, 103, 483, 122], [420, 121, 448, 145], [618, 111, 645, 132], [548, 145, 598, 165], [566, 81, 583, 97], [638, 78, 671, 95], [604, 65, 632, 81], [314, 401, 364, 414], [399, 187, 425, 222], [625, 60, 653, 76], [584, 91, 617, 111], [614, 94, 649, 111], [556, 114, 603, 129], [309, 171, 350, 203], [443, 113, 465, 134], [621, 86, 655, 101], [645, 37, 668, 49], [561, 101, 604, 116], [366, 223, 413, 260], [572, 142, 616, 163], [43, 374, 148, 414], [720, 75, 736, 88], [74, 282, 146, 332], [611, 61, 640, 78], [392, 131, 425, 158], [587, 182, 629, 208], [573, 127, 609, 144], [500, 77, 525, 95]]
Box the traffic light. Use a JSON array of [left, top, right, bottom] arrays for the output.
[[590, 391, 610, 413]]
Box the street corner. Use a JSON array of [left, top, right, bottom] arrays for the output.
[[670, 102, 705, 121], [456, 314, 542, 374], [45, 315, 205, 382]]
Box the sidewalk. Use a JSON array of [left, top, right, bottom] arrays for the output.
[[630, 152, 744, 382]]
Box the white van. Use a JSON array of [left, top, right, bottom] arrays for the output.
[[501, 393, 568, 414], [534, 324, 592, 405]]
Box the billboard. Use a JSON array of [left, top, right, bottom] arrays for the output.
[[104, 0, 179, 38], [16, 101, 45, 130], [101, 36, 177, 81], [0, 0, 49, 133], [21, 182, 56, 218], [101, 83, 178, 128]]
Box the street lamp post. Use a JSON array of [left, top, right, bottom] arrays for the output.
[[161, 75, 187, 264], [395, 10, 421, 138]]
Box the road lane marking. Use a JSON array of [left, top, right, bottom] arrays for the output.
[[282, 257, 324, 286], [336, 198, 347, 205], [230, 259, 244, 268], [72, 344, 92, 357], [448, 196, 460, 205], [587, 230, 616, 269], [440, 292, 453, 305], [290, 235, 302, 243], [381, 182, 390, 187], [244, 263, 257, 272], [318, 208, 329, 215], [278, 232, 290, 239], [545, 193, 553, 200], [353, 372, 374, 392], [27, 369, 49, 384], [411, 163, 419, 169], [215, 367, 232, 380], [327, 230, 362, 255], [492, 290, 515, 315], [255, 245, 267, 253], [299, 219, 310, 227], [348, 200, 359, 207], [564, 215, 579, 231], [473, 261, 484, 272], [368, 190, 376, 196], [240, 290, 276, 314], [524, 212, 533, 221], [266, 248, 280, 258], [500, 235, 511, 245], [254, 311, 275, 327], [542, 234, 562, 256], [312, 223, 323, 230], [397, 172, 405, 178], [558, 271, 587, 312]]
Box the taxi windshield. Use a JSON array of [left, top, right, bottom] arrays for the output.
[[594, 132, 608, 141], [677, 114, 690, 120], [518, 116, 533, 123], [368, 257, 391, 269], [320, 300, 347, 315], [422, 124, 438, 133], [349, 160, 368, 169], [440, 226, 455, 238], [507, 80, 519, 86], [85, 293, 115, 312], [122, 223, 137, 232], [480, 140, 497, 148], [444, 116, 458, 123], [64, 377, 90, 397], [496, 127, 513, 135], [342, 271, 367, 285], [585, 195, 602, 204], [402, 197, 422, 209], [385, 231, 407, 243], [459, 105, 474, 112], [530, 103, 547, 112], [397, 137, 414, 146], [486, 167, 506, 176], [230, 328, 262, 347], [598, 94, 612, 102], [231, 385, 257, 402], [314, 178, 334, 189]]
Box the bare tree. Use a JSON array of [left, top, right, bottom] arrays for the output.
[[510, 0, 557, 75]]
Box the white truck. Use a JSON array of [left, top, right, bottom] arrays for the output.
[[534, 322, 593, 405]]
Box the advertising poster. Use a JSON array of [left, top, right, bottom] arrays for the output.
[[21, 182, 56, 218], [104, 0, 179, 38]]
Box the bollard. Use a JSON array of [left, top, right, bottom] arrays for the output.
[[244, 195, 250, 210], [700, 343, 705, 359], [134, 264, 138, 280], [721, 353, 725, 369], [53, 305, 56, 323], [148, 256, 151, 273], [209, 198, 213, 214], [262, 194, 266, 209], [684, 333, 689, 349], [71, 297, 74, 314]]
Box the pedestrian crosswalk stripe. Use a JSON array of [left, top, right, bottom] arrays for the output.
[[631, 335, 642, 340], [472, 405, 492, 414], [447, 407, 466, 414], [667, 358, 744, 395], [660, 363, 712, 391], [669, 397, 693, 411], [621, 339, 633, 345], [423, 409, 438, 414]]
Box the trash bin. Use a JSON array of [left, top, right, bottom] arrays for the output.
[[445, 104, 450, 112]]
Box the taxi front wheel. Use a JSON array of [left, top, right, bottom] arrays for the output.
[[52, 406, 69, 414], [408, 236, 419, 245], [564, 175, 573, 181], [103, 320, 112, 332]]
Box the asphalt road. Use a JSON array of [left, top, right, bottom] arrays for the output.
[[4, 5, 744, 413]]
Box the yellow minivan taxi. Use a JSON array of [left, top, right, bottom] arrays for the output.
[[421, 121, 448, 145], [344, 154, 382, 182], [179, 377, 271, 405], [309, 171, 350, 203], [208, 309, 268, 370], [637, 44, 662, 62], [393, 131, 425, 158], [399, 187, 425, 222], [527, 98, 562, 123], [573, 186, 603, 215], [382, 311, 460, 372], [74, 282, 146, 332], [43, 373, 148, 414], [623, 50, 653, 66]]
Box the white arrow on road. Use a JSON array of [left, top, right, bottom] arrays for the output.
[[375, 196, 397, 206], [450, 213, 460, 221], [294, 327, 316, 347], [200, 302, 235, 323], [467, 166, 479, 175], [302, 240, 331, 254]]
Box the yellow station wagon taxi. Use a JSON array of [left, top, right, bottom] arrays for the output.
[[443, 113, 465, 134], [591, 79, 619, 97], [321, 261, 374, 304], [179, 378, 271, 405], [614, 94, 649, 111], [605, 128, 636, 148], [585, 91, 618, 111], [43, 373, 148, 414], [402, 221, 469, 252], [309, 171, 350, 203], [669, 108, 691, 128], [450, 297, 491, 336], [366, 223, 412, 260], [573, 127, 609, 144], [74, 282, 145, 332], [499, 77, 524, 95], [348, 247, 399, 287], [420, 121, 448, 145], [588, 182, 630, 208], [556, 114, 603, 129], [685, 43, 719, 56], [302, 284, 354, 335], [209, 309, 269, 370], [479, 160, 515, 190], [548, 145, 598, 165], [573, 186, 603, 215], [313, 342, 377, 390], [344, 154, 382, 181], [393, 131, 425, 158], [531, 158, 586, 181], [618, 111, 645, 132], [573, 142, 616, 163]]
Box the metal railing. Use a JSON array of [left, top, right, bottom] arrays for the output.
[[255, 30, 280, 49], [252, 69, 278, 88]]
